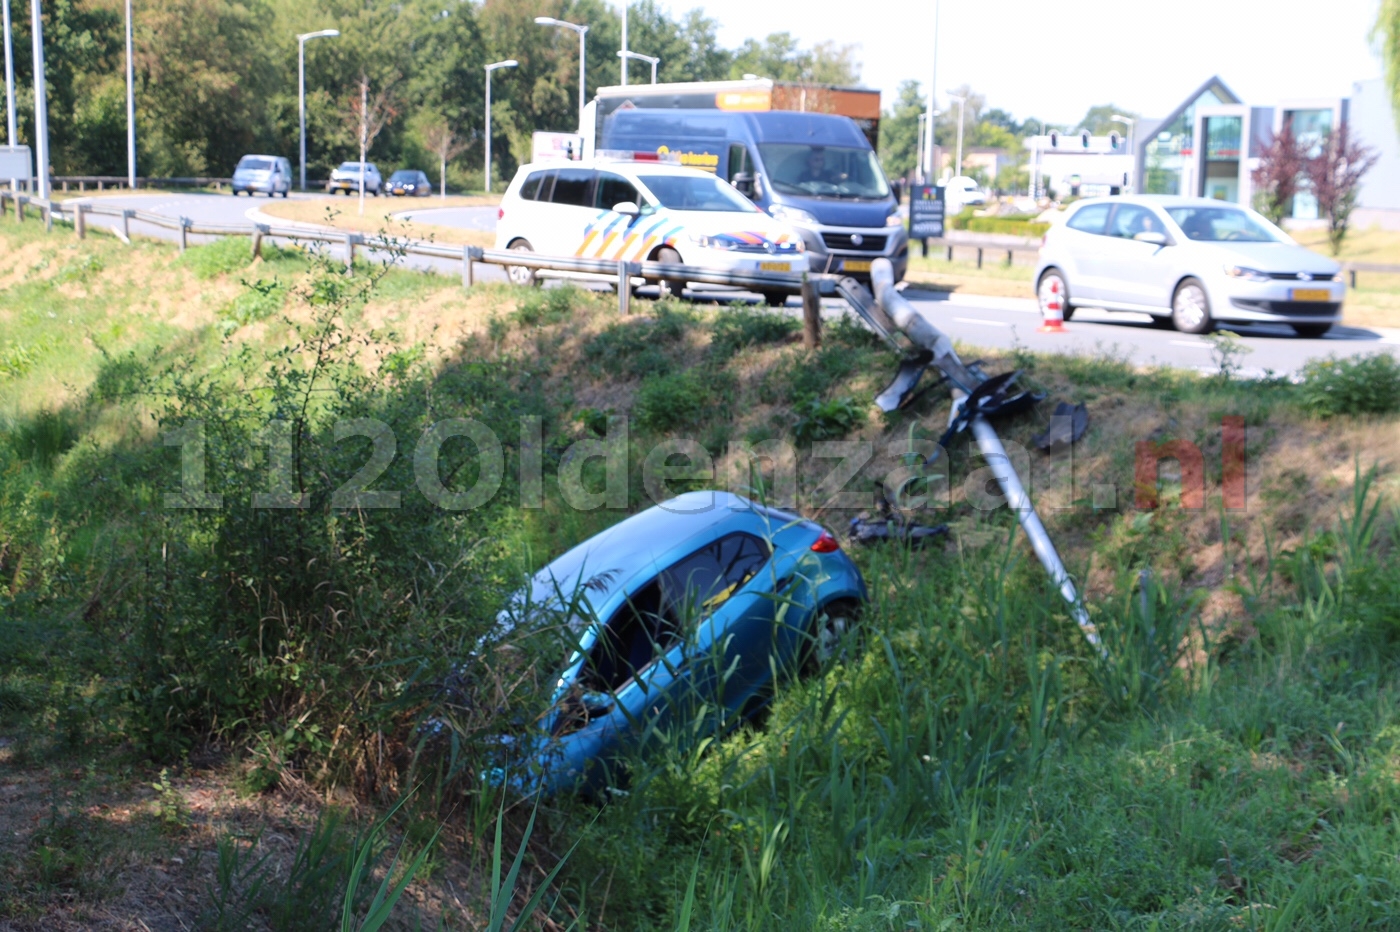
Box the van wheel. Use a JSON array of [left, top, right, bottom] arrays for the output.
[[655, 247, 685, 299], [507, 240, 539, 287], [1171, 278, 1213, 334]]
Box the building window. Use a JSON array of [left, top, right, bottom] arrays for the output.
[[1143, 87, 1225, 195], [1202, 115, 1242, 202]]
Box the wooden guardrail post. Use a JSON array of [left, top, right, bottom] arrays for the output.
[[42, 201, 51, 232], [178, 217, 189, 252], [1006, 249, 1013, 266], [251, 223, 267, 258], [15, 194, 24, 223], [344, 233, 355, 273], [121, 209, 132, 242], [462, 244, 474, 287], [1350, 269, 1357, 289], [946, 244, 953, 261], [75, 203, 87, 238], [976, 247, 983, 270], [617, 260, 632, 314], [801, 274, 822, 350]]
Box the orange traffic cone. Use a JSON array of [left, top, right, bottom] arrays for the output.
[[1038, 278, 1068, 333]]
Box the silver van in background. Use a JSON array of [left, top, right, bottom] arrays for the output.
[[232, 155, 292, 197]]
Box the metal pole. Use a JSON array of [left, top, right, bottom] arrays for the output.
[[124, 0, 134, 189], [578, 26, 587, 130], [29, 0, 48, 199], [922, 0, 938, 183], [484, 67, 491, 194], [955, 97, 964, 178], [620, 0, 627, 86], [3, 0, 16, 154], [650, 58, 656, 84], [298, 37, 306, 191]]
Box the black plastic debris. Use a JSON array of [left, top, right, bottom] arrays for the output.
[[849, 483, 949, 549], [1032, 401, 1089, 452]]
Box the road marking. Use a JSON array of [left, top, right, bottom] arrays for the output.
[[953, 317, 1010, 327], [1170, 340, 1211, 348]]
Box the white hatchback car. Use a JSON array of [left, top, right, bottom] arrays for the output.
[[495, 156, 805, 304], [1034, 195, 1344, 336]]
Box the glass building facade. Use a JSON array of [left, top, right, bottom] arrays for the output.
[[1143, 87, 1225, 195]]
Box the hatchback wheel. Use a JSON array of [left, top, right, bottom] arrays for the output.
[[507, 240, 539, 287], [802, 599, 863, 675], [1171, 278, 1212, 333], [1291, 322, 1333, 338], [1037, 270, 1075, 321]]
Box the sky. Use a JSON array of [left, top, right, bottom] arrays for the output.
[[652, 0, 1386, 127]]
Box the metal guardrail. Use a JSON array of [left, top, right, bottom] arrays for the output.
[[0, 190, 832, 305]]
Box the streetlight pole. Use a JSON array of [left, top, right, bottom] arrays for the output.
[[534, 17, 588, 131], [484, 59, 517, 194], [948, 94, 965, 180], [3, 0, 16, 156], [124, 0, 134, 188], [619, 0, 627, 86], [922, 0, 938, 184], [29, 0, 47, 198], [617, 50, 658, 84], [297, 28, 339, 192], [1112, 114, 1135, 191]]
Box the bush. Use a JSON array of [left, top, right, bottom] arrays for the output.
[[1298, 354, 1400, 417], [708, 307, 798, 360], [946, 210, 1050, 238], [634, 370, 707, 433], [792, 395, 865, 443], [178, 236, 255, 280]]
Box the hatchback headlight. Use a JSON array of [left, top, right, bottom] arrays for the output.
[[1224, 265, 1271, 283], [770, 204, 819, 225]]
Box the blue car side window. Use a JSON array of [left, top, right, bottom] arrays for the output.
[[658, 532, 769, 621]]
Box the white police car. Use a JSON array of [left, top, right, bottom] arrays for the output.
[[495, 153, 805, 304]]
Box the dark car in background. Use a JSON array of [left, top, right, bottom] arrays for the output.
[[388, 169, 432, 197]]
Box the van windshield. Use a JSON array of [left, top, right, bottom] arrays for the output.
[[640, 174, 760, 212], [238, 158, 272, 171], [759, 144, 890, 200]]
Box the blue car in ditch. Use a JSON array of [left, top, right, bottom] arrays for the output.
[[485, 491, 867, 797]]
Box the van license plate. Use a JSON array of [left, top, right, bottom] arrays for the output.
[[1292, 288, 1330, 301], [843, 260, 872, 273], [759, 261, 789, 271]]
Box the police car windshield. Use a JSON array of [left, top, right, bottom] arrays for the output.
[[641, 174, 759, 212], [760, 144, 890, 200]]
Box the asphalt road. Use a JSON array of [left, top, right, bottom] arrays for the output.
[[65, 192, 1400, 376]]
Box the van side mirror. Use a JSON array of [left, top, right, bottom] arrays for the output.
[[1133, 231, 1169, 246], [731, 172, 755, 197], [611, 201, 641, 217]]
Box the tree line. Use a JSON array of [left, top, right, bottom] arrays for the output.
[[0, 0, 858, 187]]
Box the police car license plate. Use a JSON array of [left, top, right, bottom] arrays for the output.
[[759, 261, 789, 271], [1292, 288, 1330, 301], [843, 259, 872, 273]]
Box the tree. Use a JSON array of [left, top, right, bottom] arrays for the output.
[[729, 32, 859, 85], [420, 119, 469, 199], [347, 74, 398, 215], [877, 80, 923, 181], [1304, 126, 1379, 256], [1250, 124, 1308, 226], [1374, 0, 1400, 126], [1077, 104, 1138, 137]]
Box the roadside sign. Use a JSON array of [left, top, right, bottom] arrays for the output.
[[531, 132, 584, 163], [908, 184, 944, 239], [0, 146, 33, 181]]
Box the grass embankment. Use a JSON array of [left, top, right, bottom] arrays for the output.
[[3, 219, 1400, 927], [256, 194, 499, 249]]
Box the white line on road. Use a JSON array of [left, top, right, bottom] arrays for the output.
[[953, 317, 1010, 327], [1170, 340, 1211, 348]]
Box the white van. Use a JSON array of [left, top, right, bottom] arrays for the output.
[[495, 154, 805, 303], [232, 155, 291, 197]]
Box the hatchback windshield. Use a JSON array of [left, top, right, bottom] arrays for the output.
[[390, 170, 420, 182], [1165, 207, 1283, 243], [759, 144, 891, 199], [237, 158, 272, 172], [338, 162, 373, 172], [640, 174, 759, 212]]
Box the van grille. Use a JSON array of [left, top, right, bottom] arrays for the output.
[[822, 233, 887, 252]]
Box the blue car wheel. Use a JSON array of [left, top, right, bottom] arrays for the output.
[[802, 598, 863, 675]]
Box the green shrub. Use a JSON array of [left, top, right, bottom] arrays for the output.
[[792, 394, 864, 443], [219, 277, 286, 330], [6, 409, 80, 468], [708, 307, 798, 360], [635, 370, 707, 432], [1298, 354, 1400, 417], [178, 236, 255, 280], [0, 340, 44, 379], [513, 283, 584, 327], [583, 306, 695, 380]]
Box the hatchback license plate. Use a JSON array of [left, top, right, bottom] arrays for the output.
[[759, 261, 789, 271], [843, 259, 873, 273], [1292, 288, 1330, 302]]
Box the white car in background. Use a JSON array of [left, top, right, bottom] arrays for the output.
[[327, 161, 383, 196], [1034, 195, 1344, 336], [495, 155, 805, 305], [940, 175, 987, 211]]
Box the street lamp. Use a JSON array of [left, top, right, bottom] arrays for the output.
[[619, 0, 627, 86], [29, 0, 48, 198], [124, 0, 134, 188], [535, 17, 588, 131], [1111, 114, 1135, 190], [297, 28, 339, 192], [3, 0, 16, 161], [617, 49, 658, 84], [484, 59, 517, 194], [922, 0, 939, 184], [947, 94, 966, 180]]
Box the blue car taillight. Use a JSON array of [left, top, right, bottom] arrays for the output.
[[810, 531, 840, 553]]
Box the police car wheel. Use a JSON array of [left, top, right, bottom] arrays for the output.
[[508, 240, 539, 287], [654, 247, 685, 299]]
